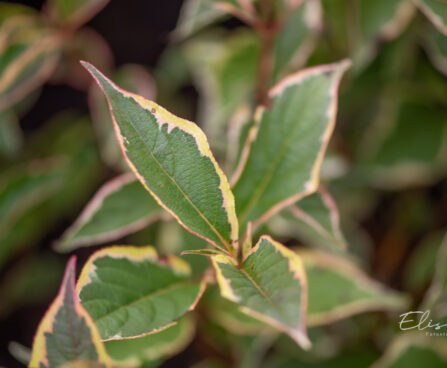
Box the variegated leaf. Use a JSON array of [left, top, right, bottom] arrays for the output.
[[77, 246, 205, 340], [415, 0, 447, 36], [212, 235, 310, 348], [233, 60, 350, 232], [82, 62, 239, 256], [29, 257, 112, 368], [44, 0, 110, 28], [56, 174, 163, 252], [0, 13, 61, 111], [105, 315, 195, 366], [371, 333, 447, 368], [299, 250, 409, 326]]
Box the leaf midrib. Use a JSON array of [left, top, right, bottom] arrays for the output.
[[238, 84, 329, 224], [123, 108, 231, 252], [90, 279, 197, 324], [238, 259, 289, 325]]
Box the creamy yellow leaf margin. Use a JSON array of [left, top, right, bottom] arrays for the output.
[[414, 0, 447, 36], [212, 235, 310, 349], [233, 60, 351, 229], [29, 257, 112, 368], [371, 332, 447, 368], [81, 61, 239, 255], [76, 245, 206, 339], [298, 249, 409, 326]]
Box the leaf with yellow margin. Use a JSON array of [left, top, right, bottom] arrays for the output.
[[29, 257, 112, 368], [299, 249, 409, 326], [76, 246, 206, 341], [81, 62, 239, 256], [212, 235, 310, 349], [232, 60, 350, 234], [0, 12, 61, 111], [44, 0, 110, 29]]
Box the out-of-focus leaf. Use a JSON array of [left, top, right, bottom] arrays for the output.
[[88, 63, 156, 170], [360, 100, 447, 189], [0, 254, 65, 318], [415, 0, 447, 36], [184, 30, 259, 157], [403, 230, 445, 292], [157, 221, 210, 276], [83, 62, 239, 256], [272, 0, 322, 83], [105, 315, 195, 366], [174, 0, 227, 39], [424, 26, 447, 76], [322, 0, 413, 72], [0, 14, 62, 111], [0, 159, 64, 267], [8, 341, 31, 366], [233, 60, 350, 233], [204, 285, 269, 336], [279, 187, 346, 252], [421, 232, 447, 310], [77, 246, 206, 340], [298, 250, 408, 326], [212, 235, 310, 348], [264, 346, 379, 368], [0, 114, 102, 269], [51, 27, 114, 91], [29, 257, 112, 368], [0, 110, 23, 158], [44, 0, 110, 28], [56, 175, 163, 252], [371, 333, 447, 368], [0, 3, 36, 25]]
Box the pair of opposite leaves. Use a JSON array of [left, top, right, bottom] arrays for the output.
[[29, 59, 350, 367]]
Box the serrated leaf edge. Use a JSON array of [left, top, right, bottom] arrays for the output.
[[29, 257, 112, 368], [56, 174, 163, 252], [81, 61, 239, 255]]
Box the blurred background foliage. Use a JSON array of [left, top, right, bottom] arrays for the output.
[[2, 0, 447, 367]]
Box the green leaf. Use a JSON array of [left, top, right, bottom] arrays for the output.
[[421, 232, 447, 310], [56, 174, 163, 252], [423, 26, 447, 76], [212, 235, 310, 348], [204, 285, 268, 336], [82, 62, 239, 255], [0, 14, 61, 110], [415, 0, 447, 36], [361, 100, 447, 189], [299, 250, 408, 326], [371, 333, 447, 368], [29, 257, 112, 368], [174, 0, 228, 39], [77, 246, 206, 340], [403, 230, 445, 292], [0, 114, 102, 270], [233, 60, 350, 232], [89, 63, 156, 170], [184, 30, 259, 157], [0, 254, 65, 318], [360, 0, 414, 42], [279, 187, 347, 252], [0, 110, 23, 158], [44, 0, 110, 28], [272, 0, 322, 83], [0, 159, 64, 267], [105, 315, 195, 365]]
